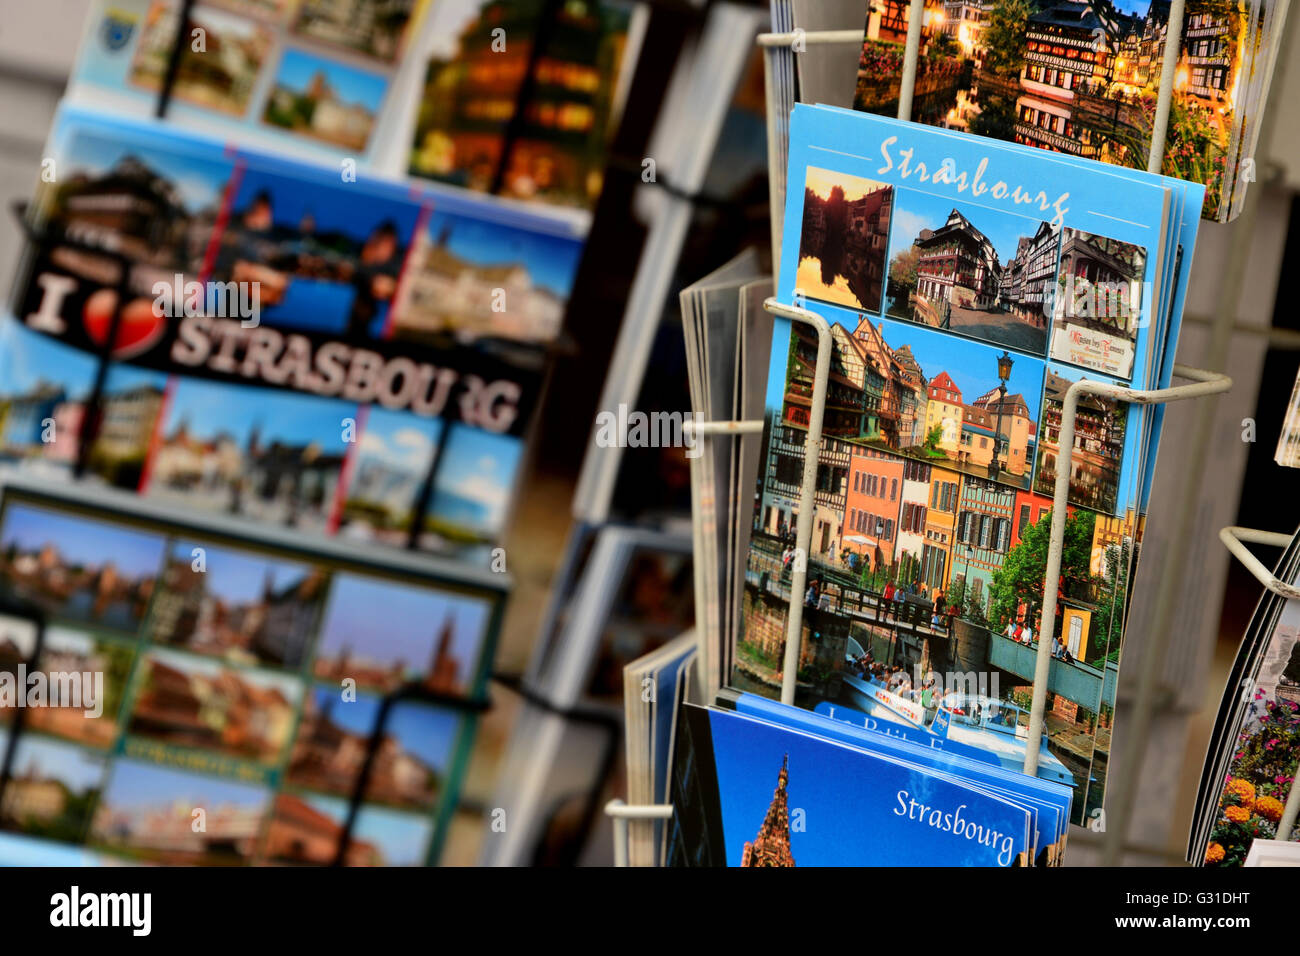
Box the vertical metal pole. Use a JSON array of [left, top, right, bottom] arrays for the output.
[[763, 43, 786, 287], [1145, 0, 1186, 173], [609, 800, 630, 868], [775, 302, 833, 706], [1022, 385, 1082, 776], [898, 0, 926, 121]]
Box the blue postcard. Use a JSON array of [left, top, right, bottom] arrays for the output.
[[667, 703, 1031, 866], [739, 104, 1186, 829]]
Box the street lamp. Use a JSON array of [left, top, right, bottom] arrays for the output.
[[989, 350, 1013, 480]]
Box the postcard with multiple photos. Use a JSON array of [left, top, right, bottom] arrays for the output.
[[70, 0, 644, 213], [71, 0, 429, 163], [0, 481, 506, 865], [665, 693, 1072, 866], [405, 0, 644, 210], [730, 103, 1203, 832], [849, 0, 1291, 223], [1189, 522, 1300, 866], [3, 107, 593, 559]]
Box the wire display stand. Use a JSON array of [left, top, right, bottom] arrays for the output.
[[1220, 527, 1300, 600], [606, 0, 1258, 864], [606, 295, 1230, 864]]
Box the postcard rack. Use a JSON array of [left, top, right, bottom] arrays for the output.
[[758, 0, 1187, 182], [607, 0, 1257, 865], [761, 298, 1233, 772], [1218, 525, 1300, 842], [604, 294, 1231, 865]]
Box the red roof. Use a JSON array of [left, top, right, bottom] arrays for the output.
[[928, 371, 959, 394]]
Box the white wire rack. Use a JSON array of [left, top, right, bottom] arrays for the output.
[[753, 0, 1211, 298], [606, 295, 1230, 865], [606, 3, 1254, 865]]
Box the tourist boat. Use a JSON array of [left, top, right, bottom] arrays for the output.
[[841, 637, 1076, 788]]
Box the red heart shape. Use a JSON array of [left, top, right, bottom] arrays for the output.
[[83, 289, 167, 359]]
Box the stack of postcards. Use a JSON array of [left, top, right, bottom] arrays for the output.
[[678, 250, 772, 701], [669, 98, 1210, 864], [777, 0, 1291, 223]]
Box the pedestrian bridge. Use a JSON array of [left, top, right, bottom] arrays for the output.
[[986, 631, 1118, 710]]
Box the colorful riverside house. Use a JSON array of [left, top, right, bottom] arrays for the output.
[[1015, 1, 1114, 160], [940, 0, 993, 55], [757, 423, 853, 563], [1056, 230, 1144, 338], [1180, 6, 1239, 105], [956, 402, 999, 471], [1038, 368, 1125, 513], [829, 324, 874, 438], [913, 209, 1001, 313], [1011, 490, 1054, 549], [865, 0, 911, 42], [923, 370, 964, 455], [1130, 6, 1168, 91], [1090, 507, 1139, 575], [952, 475, 1015, 612], [852, 318, 903, 447], [892, 344, 927, 448], [895, 458, 931, 574], [921, 465, 960, 594], [844, 446, 904, 572], [969, 387, 1035, 478], [785, 323, 868, 437]]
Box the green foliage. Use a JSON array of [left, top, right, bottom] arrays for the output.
[[1161, 97, 1227, 219], [738, 639, 780, 673], [927, 32, 959, 61], [924, 424, 943, 450], [947, 575, 967, 612], [987, 508, 1095, 631], [980, 0, 1035, 76], [896, 551, 921, 589], [889, 244, 921, 289], [961, 591, 989, 627]]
